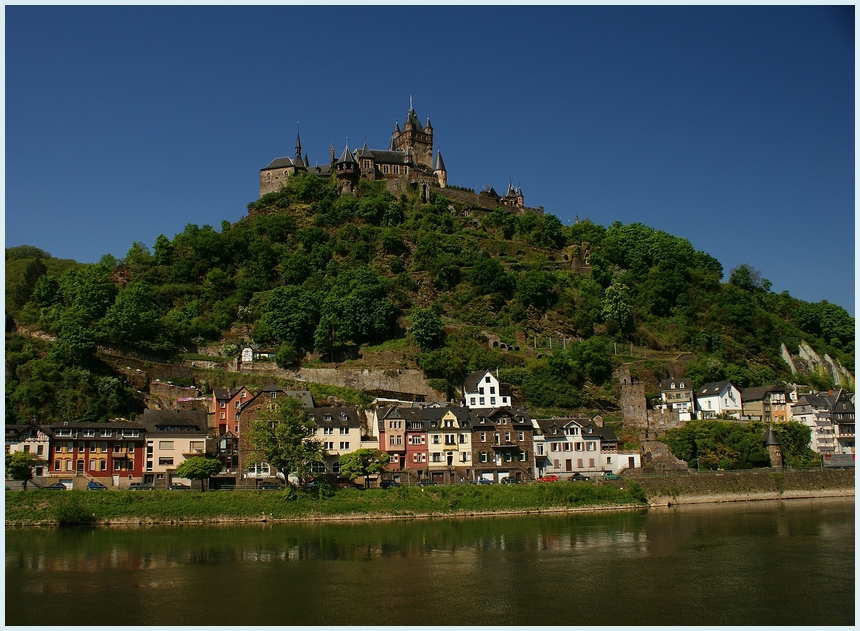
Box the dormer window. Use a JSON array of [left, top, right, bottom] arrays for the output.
[[325, 415, 333, 422], [679, 382, 684, 388], [670, 382, 676, 389]]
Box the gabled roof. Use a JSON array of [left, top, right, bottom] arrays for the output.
[[463, 370, 493, 393], [141, 409, 207, 434]]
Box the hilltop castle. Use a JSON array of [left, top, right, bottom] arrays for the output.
[[258, 104, 537, 213]]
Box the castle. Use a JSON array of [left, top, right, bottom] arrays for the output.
[[258, 104, 537, 213]]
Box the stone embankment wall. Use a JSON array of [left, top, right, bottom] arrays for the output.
[[292, 368, 444, 401], [627, 468, 854, 506]]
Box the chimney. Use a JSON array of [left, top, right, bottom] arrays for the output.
[[829, 389, 834, 396]]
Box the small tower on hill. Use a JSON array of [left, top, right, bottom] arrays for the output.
[[433, 150, 447, 188], [335, 142, 359, 194]]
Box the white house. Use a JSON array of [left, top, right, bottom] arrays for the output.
[[695, 381, 742, 419], [463, 370, 512, 409], [659, 377, 694, 421]]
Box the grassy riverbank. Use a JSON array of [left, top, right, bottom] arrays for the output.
[[5, 482, 648, 526]]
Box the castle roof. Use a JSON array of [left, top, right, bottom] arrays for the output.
[[359, 142, 374, 159], [433, 150, 446, 172], [404, 107, 423, 131], [337, 143, 357, 164]]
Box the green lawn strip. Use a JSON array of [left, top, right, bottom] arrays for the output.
[[5, 483, 645, 525]]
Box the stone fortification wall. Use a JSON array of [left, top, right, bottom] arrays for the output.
[[627, 468, 854, 505], [292, 368, 444, 402]]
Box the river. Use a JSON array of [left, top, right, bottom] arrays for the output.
[[5, 497, 854, 626]]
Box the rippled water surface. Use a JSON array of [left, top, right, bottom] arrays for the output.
[[5, 497, 854, 625]]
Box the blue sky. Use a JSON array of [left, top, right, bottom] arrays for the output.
[[5, 6, 855, 315]]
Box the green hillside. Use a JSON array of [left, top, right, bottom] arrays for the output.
[[5, 172, 854, 424]]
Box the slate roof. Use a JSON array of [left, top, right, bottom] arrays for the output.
[[263, 157, 296, 170], [307, 407, 362, 428], [433, 150, 446, 172], [463, 370, 492, 393], [660, 378, 692, 391], [141, 409, 207, 434], [740, 386, 788, 402], [696, 381, 736, 396]]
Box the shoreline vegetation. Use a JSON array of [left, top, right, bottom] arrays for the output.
[[5, 470, 854, 527]]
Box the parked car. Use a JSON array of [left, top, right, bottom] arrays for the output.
[[603, 472, 622, 480], [258, 482, 282, 490], [167, 483, 191, 490], [86, 481, 107, 491], [305, 479, 322, 490], [337, 480, 363, 490], [536, 475, 560, 483], [418, 479, 438, 487], [379, 480, 400, 489], [44, 482, 68, 490], [129, 483, 155, 491], [501, 477, 522, 484], [568, 473, 590, 482], [473, 478, 493, 485]]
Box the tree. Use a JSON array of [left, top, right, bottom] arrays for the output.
[[175, 456, 223, 492], [6, 451, 38, 490], [410, 306, 445, 351], [338, 449, 390, 486], [245, 396, 325, 486]]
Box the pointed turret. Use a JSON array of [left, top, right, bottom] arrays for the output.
[[433, 150, 447, 188], [337, 142, 357, 165], [359, 141, 374, 159], [425, 117, 432, 130], [336, 141, 359, 195]]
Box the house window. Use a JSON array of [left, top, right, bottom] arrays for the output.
[[479, 397, 485, 406], [607, 457, 612, 464], [485, 376, 491, 383], [587, 442, 596, 451], [490, 387, 495, 395], [37, 445, 44, 456], [234, 414, 239, 422], [158, 458, 174, 466], [190, 441, 205, 453], [490, 397, 496, 405], [589, 458, 595, 467], [470, 398, 476, 406], [113, 461, 121, 471], [159, 441, 174, 450], [271, 392, 277, 399], [445, 434, 456, 445], [460, 452, 469, 463], [83, 429, 95, 437], [518, 431, 525, 441], [100, 460, 107, 471], [363, 159, 371, 169], [479, 452, 488, 463], [479, 387, 484, 395], [393, 165, 399, 174], [53, 460, 60, 470], [494, 433, 500, 444], [563, 443, 572, 452], [23, 445, 30, 453], [220, 401, 226, 408], [339, 442, 350, 450], [505, 432, 511, 442], [432, 453, 441, 462], [459, 434, 467, 444], [519, 452, 527, 461], [383, 164, 389, 174], [502, 397, 508, 404], [101, 442, 108, 453], [340, 428, 349, 435], [325, 442, 335, 450], [220, 412, 226, 419], [114, 443, 122, 453], [432, 435, 440, 444], [577, 459, 584, 468], [537, 444, 544, 456], [324, 428, 334, 435], [479, 432, 486, 442]]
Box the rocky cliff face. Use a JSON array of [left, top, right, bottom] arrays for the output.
[[781, 342, 854, 388]]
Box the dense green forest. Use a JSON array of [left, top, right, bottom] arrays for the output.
[[5, 172, 854, 424]]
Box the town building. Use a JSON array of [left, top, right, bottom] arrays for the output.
[[425, 407, 473, 483], [741, 386, 789, 423], [5, 425, 50, 478], [307, 406, 364, 476], [141, 410, 208, 488], [695, 381, 742, 419], [44, 422, 146, 489], [659, 377, 695, 421], [470, 407, 534, 482], [463, 370, 513, 409]]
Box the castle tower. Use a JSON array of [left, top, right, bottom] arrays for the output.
[[391, 102, 433, 169], [433, 150, 447, 188], [763, 427, 783, 468], [335, 142, 359, 194]]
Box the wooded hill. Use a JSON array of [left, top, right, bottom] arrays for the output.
[[5, 172, 855, 424]]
